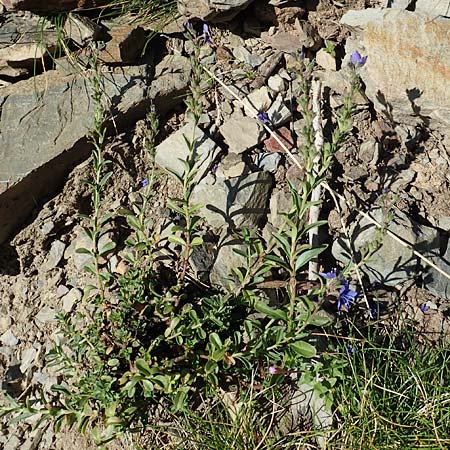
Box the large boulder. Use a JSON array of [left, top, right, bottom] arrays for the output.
[[341, 8, 450, 134], [178, 0, 255, 22], [0, 66, 151, 244]]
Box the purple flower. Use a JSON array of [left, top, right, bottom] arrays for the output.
[[203, 23, 213, 45], [420, 303, 429, 313], [268, 366, 282, 375], [319, 269, 337, 279], [347, 345, 355, 356], [350, 50, 367, 66], [257, 111, 270, 124], [141, 178, 149, 187], [337, 281, 357, 312]]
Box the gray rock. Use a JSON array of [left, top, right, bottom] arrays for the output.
[[220, 114, 266, 154], [216, 153, 247, 178], [192, 171, 272, 229], [295, 20, 322, 50], [315, 48, 337, 71], [44, 240, 66, 270], [0, 65, 151, 244], [35, 307, 57, 326], [232, 46, 265, 68], [268, 74, 286, 93], [61, 288, 81, 313], [415, 0, 450, 17], [0, 315, 12, 334], [64, 12, 101, 46], [155, 123, 220, 181], [341, 9, 450, 135], [254, 152, 281, 173], [267, 94, 291, 127], [332, 208, 439, 286], [210, 233, 248, 289], [0, 12, 57, 68], [358, 138, 380, 165], [0, 329, 19, 346], [20, 346, 38, 373], [387, 0, 413, 9], [269, 188, 292, 228], [149, 54, 191, 115], [423, 238, 450, 300], [178, 0, 255, 22], [242, 86, 272, 115], [4, 435, 22, 450]]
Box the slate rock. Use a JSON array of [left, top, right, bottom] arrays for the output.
[[232, 46, 265, 68], [423, 238, 450, 301], [0, 12, 58, 68], [61, 288, 82, 312], [254, 152, 281, 173], [0, 65, 151, 244], [19, 346, 38, 373], [192, 171, 272, 229], [242, 86, 272, 115], [44, 240, 66, 271], [210, 233, 248, 289], [220, 114, 266, 154], [268, 74, 286, 93], [149, 54, 191, 114], [35, 307, 57, 326], [267, 94, 291, 127], [178, 0, 255, 22], [332, 208, 439, 286], [64, 12, 102, 46], [155, 123, 220, 181], [216, 153, 247, 178], [341, 9, 450, 134]]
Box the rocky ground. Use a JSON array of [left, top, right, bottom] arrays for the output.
[[1, 0, 450, 448]]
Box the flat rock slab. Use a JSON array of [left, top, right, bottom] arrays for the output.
[[178, 0, 255, 22], [0, 66, 151, 244], [341, 8, 450, 133], [332, 208, 439, 287], [192, 171, 272, 229], [155, 123, 220, 182]]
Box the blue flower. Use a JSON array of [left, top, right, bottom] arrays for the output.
[[141, 178, 149, 187], [420, 303, 429, 313], [350, 50, 367, 66], [203, 23, 213, 45], [319, 269, 337, 279], [347, 345, 355, 356], [257, 111, 270, 124], [337, 281, 357, 312]]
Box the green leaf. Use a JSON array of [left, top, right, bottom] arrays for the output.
[[209, 333, 223, 349], [126, 215, 141, 231], [75, 247, 93, 256], [141, 379, 154, 397], [254, 301, 287, 321], [295, 245, 327, 272], [290, 341, 317, 358], [173, 388, 189, 412], [166, 199, 185, 216], [308, 313, 333, 327], [190, 236, 203, 247], [168, 235, 187, 247], [99, 241, 116, 256], [135, 359, 152, 377]]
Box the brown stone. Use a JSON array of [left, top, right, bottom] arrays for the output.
[[264, 127, 294, 153], [100, 25, 146, 64]]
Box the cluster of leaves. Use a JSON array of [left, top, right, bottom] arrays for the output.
[[1, 32, 364, 447]]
